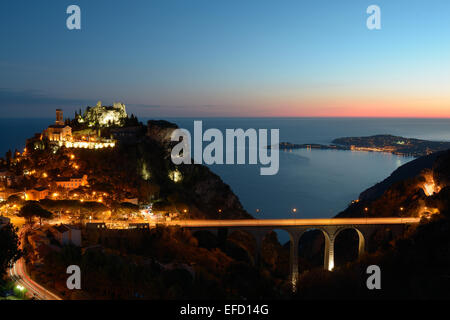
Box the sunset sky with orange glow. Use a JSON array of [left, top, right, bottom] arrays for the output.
[[1, 0, 450, 118]]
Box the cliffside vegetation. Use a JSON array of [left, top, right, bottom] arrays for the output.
[[0, 224, 22, 282]]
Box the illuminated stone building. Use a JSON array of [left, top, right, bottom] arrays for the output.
[[25, 187, 49, 201], [42, 108, 117, 149], [55, 174, 88, 189], [78, 101, 127, 127], [44, 109, 72, 142]]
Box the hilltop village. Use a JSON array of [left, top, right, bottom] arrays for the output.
[[1, 102, 279, 300], [2, 102, 136, 204], [1, 101, 249, 220]]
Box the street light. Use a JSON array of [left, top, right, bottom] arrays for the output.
[[16, 285, 25, 291]]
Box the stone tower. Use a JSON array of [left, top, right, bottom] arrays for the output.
[[56, 109, 64, 125]]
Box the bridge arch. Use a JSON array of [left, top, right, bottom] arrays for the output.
[[297, 228, 332, 273], [227, 229, 263, 265], [333, 227, 366, 267], [191, 229, 220, 250]]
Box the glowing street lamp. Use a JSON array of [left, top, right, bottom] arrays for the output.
[[363, 207, 369, 219], [292, 208, 297, 213], [16, 285, 25, 291]]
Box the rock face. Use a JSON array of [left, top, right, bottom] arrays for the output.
[[146, 120, 178, 146], [434, 151, 450, 187], [180, 163, 253, 219], [145, 119, 252, 220], [359, 151, 443, 202], [337, 149, 450, 218]]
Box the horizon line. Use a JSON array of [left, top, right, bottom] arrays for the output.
[[2, 115, 450, 120]]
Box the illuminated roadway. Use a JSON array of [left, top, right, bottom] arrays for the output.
[[9, 258, 62, 300], [9, 226, 62, 300], [163, 217, 421, 228]]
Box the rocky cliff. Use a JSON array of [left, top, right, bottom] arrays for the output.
[[145, 119, 252, 220], [337, 149, 450, 218]]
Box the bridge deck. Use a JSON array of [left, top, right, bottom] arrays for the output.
[[164, 217, 420, 228]]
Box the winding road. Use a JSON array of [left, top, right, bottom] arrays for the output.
[[9, 226, 62, 300], [9, 258, 62, 300]]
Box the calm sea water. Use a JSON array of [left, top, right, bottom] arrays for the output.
[[167, 118, 450, 220], [2, 118, 450, 221]]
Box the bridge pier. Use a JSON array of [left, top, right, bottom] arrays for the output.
[[357, 229, 366, 257], [324, 232, 335, 271], [289, 231, 302, 293], [323, 226, 369, 271]]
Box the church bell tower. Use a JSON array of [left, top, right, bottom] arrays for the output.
[[55, 109, 64, 125]]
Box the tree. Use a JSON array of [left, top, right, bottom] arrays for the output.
[[5, 149, 12, 167], [0, 223, 22, 281], [111, 202, 139, 220], [19, 201, 53, 225], [7, 194, 23, 205]]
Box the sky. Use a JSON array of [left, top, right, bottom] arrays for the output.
[[1, 0, 450, 118]]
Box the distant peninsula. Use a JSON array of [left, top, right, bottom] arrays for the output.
[[274, 134, 450, 157]]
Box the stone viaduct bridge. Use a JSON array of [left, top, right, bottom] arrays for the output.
[[166, 217, 420, 291]]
